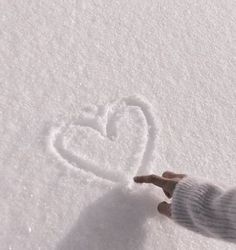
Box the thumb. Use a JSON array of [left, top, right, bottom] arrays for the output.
[[158, 201, 172, 218]]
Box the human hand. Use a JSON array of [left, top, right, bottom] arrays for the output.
[[133, 171, 187, 218]]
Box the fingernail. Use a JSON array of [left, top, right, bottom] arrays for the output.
[[133, 177, 139, 182], [134, 176, 142, 183], [157, 201, 167, 213], [158, 202, 171, 218]]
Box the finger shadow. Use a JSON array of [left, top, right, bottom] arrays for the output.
[[57, 186, 158, 250]]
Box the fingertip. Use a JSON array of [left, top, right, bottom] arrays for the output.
[[133, 176, 141, 183], [158, 201, 171, 218], [157, 201, 167, 212]]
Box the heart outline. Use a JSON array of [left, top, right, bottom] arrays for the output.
[[49, 96, 162, 183]]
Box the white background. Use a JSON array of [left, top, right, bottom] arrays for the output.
[[0, 0, 236, 249]]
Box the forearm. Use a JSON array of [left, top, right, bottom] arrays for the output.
[[171, 177, 236, 242]]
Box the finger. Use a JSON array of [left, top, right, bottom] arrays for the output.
[[162, 171, 185, 198], [163, 190, 172, 199], [162, 171, 186, 179], [133, 175, 168, 188], [158, 201, 171, 218]]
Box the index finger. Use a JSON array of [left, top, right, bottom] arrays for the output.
[[133, 175, 168, 188]]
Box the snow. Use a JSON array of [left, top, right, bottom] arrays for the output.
[[49, 96, 161, 184], [0, 0, 235, 250]]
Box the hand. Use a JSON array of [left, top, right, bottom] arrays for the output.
[[133, 171, 187, 218]]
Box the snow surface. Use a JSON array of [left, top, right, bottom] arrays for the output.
[[0, 0, 236, 249]]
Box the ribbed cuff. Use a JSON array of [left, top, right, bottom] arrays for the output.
[[171, 176, 202, 223], [170, 176, 234, 240]]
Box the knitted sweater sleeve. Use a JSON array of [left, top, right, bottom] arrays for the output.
[[171, 177, 236, 243]]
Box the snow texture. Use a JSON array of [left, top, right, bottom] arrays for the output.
[[0, 0, 236, 250], [49, 96, 161, 184]]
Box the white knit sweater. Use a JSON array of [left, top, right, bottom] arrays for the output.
[[171, 177, 236, 243]]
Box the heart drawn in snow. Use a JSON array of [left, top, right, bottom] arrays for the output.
[[49, 96, 161, 183]]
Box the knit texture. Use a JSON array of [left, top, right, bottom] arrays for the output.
[[171, 177, 236, 243]]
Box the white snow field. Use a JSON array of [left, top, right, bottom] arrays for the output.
[[0, 0, 236, 249]]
